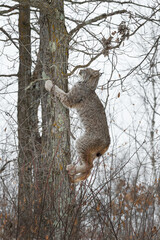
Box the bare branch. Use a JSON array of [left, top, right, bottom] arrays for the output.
[[67, 21, 129, 77], [69, 10, 127, 36], [0, 27, 19, 49], [0, 161, 12, 174], [66, 52, 102, 76], [0, 74, 18, 77], [65, 0, 155, 9], [66, 37, 125, 76], [0, 4, 18, 15]]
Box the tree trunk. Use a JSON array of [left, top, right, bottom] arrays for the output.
[[17, 1, 41, 239], [36, 1, 77, 239], [17, 2, 32, 239]]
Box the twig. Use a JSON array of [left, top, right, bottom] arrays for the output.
[[69, 10, 127, 36], [0, 160, 12, 174]]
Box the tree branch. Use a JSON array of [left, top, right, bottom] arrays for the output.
[[0, 74, 18, 77], [69, 10, 127, 36], [66, 37, 124, 76], [65, 0, 154, 9], [0, 161, 12, 174], [0, 4, 18, 15], [0, 27, 19, 49], [66, 52, 102, 76]]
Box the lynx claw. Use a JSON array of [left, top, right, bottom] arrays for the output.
[[66, 164, 76, 176]]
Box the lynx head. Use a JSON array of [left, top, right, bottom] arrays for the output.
[[79, 68, 102, 90]]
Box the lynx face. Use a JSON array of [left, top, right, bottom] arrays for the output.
[[79, 68, 102, 90]]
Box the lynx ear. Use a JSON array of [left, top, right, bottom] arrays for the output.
[[92, 70, 101, 78]]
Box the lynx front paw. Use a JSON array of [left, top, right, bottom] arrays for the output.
[[45, 80, 53, 92], [66, 164, 76, 176]]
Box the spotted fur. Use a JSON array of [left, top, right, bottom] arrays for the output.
[[45, 68, 110, 183]]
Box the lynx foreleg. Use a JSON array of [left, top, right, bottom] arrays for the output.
[[45, 80, 72, 108]]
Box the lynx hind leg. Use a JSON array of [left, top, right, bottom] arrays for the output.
[[70, 171, 91, 183], [66, 164, 76, 176], [68, 136, 109, 183], [76, 135, 107, 164], [66, 161, 89, 176], [66, 161, 91, 183], [96, 143, 110, 157], [75, 136, 93, 164]]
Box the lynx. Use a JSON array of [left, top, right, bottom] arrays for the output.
[[45, 68, 110, 183]]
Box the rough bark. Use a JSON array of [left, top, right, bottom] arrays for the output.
[[17, 1, 32, 239], [17, 1, 41, 239], [36, 1, 77, 239]]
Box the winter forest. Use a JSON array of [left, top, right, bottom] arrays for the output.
[[0, 0, 160, 239]]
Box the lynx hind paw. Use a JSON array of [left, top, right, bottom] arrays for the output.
[[66, 164, 76, 176], [45, 80, 53, 92]]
